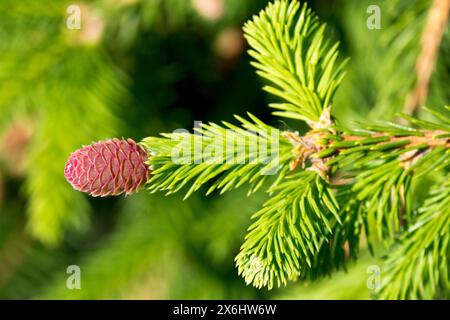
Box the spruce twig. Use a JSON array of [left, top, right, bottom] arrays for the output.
[[61, 0, 450, 296]]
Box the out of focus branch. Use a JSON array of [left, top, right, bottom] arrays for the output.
[[403, 0, 450, 115]]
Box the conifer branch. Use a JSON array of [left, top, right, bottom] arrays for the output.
[[235, 171, 340, 289], [136, 107, 449, 289], [141, 114, 293, 199], [60, 0, 450, 295], [379, 176, 450, 299], [243, 0, 348, 125]]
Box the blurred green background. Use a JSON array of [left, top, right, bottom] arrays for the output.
[[0, 0, 448, 299]]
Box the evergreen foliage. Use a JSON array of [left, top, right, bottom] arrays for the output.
[[142, 114, 292, 198], [0, 0, 448, 300], [380, 175, 450, 299], [242, 1, 348, 123], [139, 0, 450, 294]]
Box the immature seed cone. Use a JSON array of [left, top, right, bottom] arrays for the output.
[[64, 138, 149, 197]]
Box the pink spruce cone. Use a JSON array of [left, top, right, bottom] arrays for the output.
[[64, 138, 149, 197]]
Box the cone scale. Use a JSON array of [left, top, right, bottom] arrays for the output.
[[64, 138, 149, 197]]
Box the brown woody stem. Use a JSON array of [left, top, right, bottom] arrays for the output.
[[403, 0, 450, 115], [284, 128, 449, 179]]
